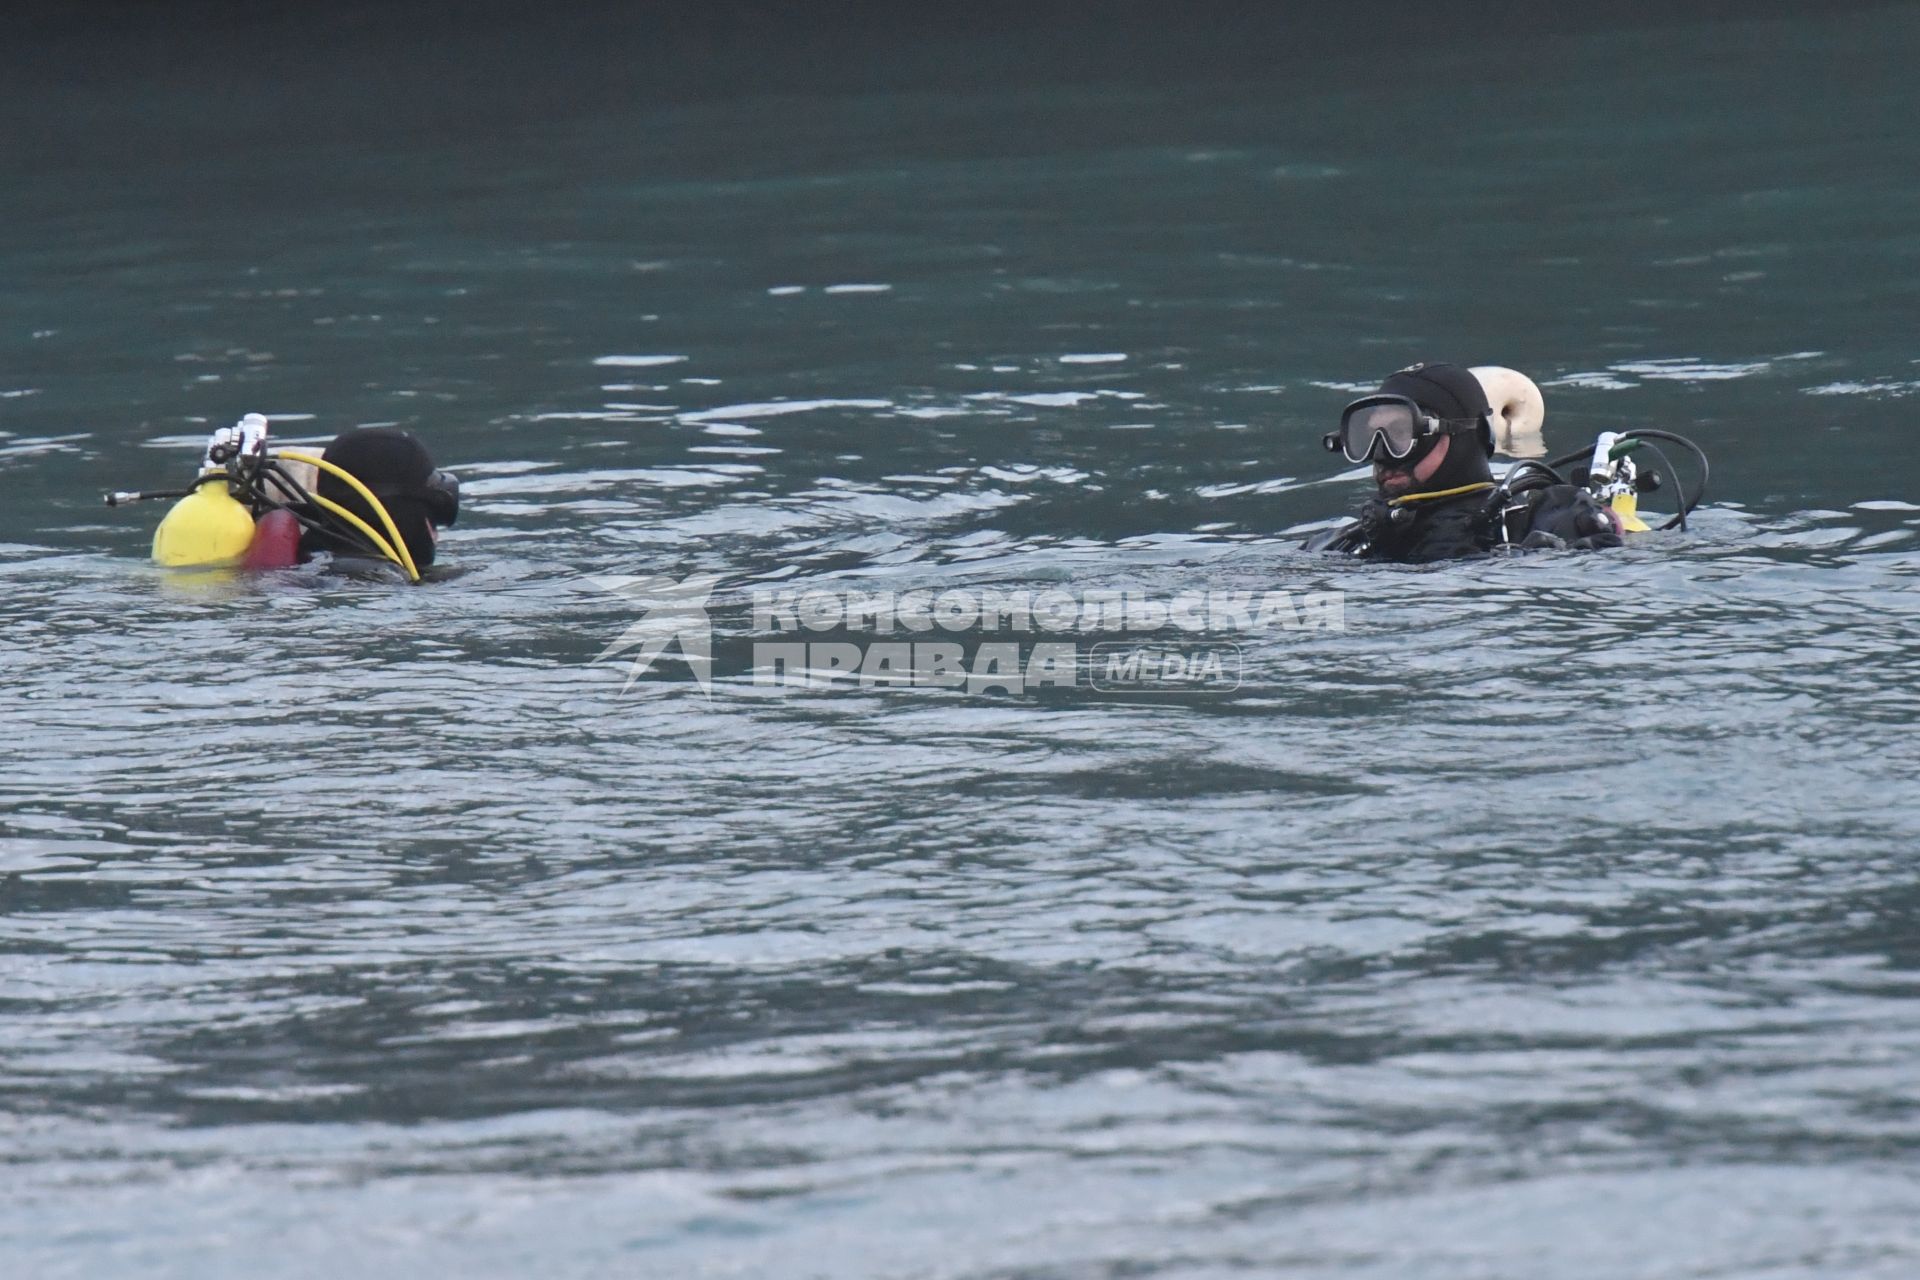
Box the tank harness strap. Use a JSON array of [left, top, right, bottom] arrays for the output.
[[1491, 492, 1533, 547]]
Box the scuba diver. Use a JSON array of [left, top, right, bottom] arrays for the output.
[[110, 414, 459, 582], [1304, 362, 1704, 562]]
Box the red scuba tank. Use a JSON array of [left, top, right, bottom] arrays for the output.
[[242, 507, 301, 570]]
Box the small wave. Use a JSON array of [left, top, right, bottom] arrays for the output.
[[1804, 379, 1920, 397], [592, 355, 688, 368], [679, 399, 892, 424]]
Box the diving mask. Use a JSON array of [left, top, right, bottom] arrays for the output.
[[1325, 395, 1486, 465], [423, 468, 460, 527]]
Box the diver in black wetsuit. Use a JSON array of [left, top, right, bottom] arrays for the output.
[[1304, 362, 1623, 563], [298, 427, 461, 569]]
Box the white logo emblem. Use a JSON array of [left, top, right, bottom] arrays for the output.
[[590, 573, 719, 696]]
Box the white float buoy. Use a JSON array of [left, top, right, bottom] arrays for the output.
[[1470, 366, 1546, 458]]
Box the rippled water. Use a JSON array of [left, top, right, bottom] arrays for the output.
[[7, 4, 1920, 1276]]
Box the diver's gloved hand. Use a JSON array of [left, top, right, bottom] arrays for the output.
[[1517, 485, 1624, 551]]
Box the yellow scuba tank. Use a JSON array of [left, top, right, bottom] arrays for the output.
[[152, 476, 256, 568], [1606, 488, 1652, 534]]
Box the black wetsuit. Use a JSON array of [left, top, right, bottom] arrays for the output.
[[1305, 483, 1623, 563]]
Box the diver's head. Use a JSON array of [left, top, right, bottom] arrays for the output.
[[316, 427, 459, 568], [1326, 362, 1495, 497]]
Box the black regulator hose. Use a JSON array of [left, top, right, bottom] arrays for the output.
[[1618, 429, 1708, 530], [1547, 429, 1709, 532]]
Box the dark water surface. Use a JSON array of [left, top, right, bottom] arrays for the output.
[[6, 4, 1920, 1276]]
